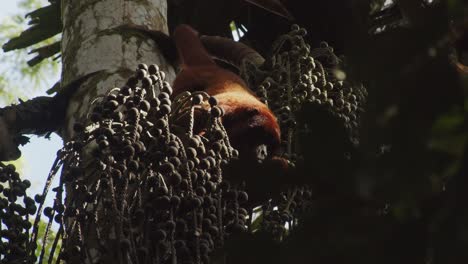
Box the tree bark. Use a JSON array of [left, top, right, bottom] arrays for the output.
[[61, 0, 175, 140], [59, 1, 174, 263]]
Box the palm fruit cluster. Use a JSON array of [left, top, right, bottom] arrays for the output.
[[245, 24, 367, 163], [256, 187, 313, 241], [2, 25, 367, 264], [235, 24, 367, 240], [0, 162, 36, 263], [28, 64, 252, 264]]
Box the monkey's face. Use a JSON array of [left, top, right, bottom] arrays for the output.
[[217, 95, 281, 163], [172, 65, 281, 164]]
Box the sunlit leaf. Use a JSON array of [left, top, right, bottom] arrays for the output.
[[244, 0, 293, 20]]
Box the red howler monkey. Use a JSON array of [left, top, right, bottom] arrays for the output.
[[171, 25, 281, 163]]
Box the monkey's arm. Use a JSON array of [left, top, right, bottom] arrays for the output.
[[114, 25, 247, 74]]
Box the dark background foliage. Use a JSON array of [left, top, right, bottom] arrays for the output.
[[174, 1, 468, 263], [2, 0, 468, 263]]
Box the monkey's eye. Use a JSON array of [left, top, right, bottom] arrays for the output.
[[246, 108, 260, 117]]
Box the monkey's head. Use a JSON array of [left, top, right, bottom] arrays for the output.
[[172, 24, 282, 164], [214, 88, 281, 163]]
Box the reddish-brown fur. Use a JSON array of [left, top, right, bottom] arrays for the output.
[[172, 25, 281, 160]]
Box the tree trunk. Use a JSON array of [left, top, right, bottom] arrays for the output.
[[60, 1, 174, 263], [61, 0, 175, 140]]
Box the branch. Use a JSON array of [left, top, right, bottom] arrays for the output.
[[0, 96, 58, 160], [0, 71, 103, 161], [27, 41, 61, 67]]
